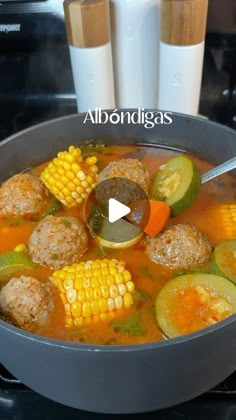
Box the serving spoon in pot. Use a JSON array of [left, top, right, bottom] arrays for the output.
[[201, 156, 236, 184]]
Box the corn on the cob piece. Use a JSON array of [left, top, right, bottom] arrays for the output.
[[51, 259, 135, 328], [40, 146, 98, 207], [208, 203, 236, 240]]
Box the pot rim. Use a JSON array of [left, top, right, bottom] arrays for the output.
[[1, 109, 236, 148], [0, 315, 235, 352], [0, 110, 236, 353]]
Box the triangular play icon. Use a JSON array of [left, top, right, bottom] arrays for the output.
[[108, 198, 131, 223]]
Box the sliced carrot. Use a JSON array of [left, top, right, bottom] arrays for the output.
[[144, 200, 170, 237]]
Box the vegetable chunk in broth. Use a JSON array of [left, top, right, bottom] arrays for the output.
[[0, 144, 235, 345]]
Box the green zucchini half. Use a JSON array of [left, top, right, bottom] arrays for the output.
[[0, 251, 34, 285], [155, 273, 236, 338], [149, 156, 201, 217], [212, 239, 236, 284]]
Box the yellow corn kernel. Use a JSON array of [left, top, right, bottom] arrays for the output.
[[123, 270, 132, 282], [107, 275, 115, 286], [99, 276, 107, 286], [91, 277, 99, 288], [115, 273, 124, 285], [107, 298, 115, 312], [83, 278, 91, 288], [94, 287, 103, 299], [82, 302, 91, 318], [124, 293, 133, 308], [51, 259, 135, 327], [78, 290, 86, 302], [85, 288, 94, 301], [63, 278, 74, 290], [66, 289, 77, 304], [75, 278, 83, 291], [74, 317, 83, 327], [99, 298, 107, 313], [126, 281, 135, 293], [40, 146, 98, 207], [14, 243, 28, 253], [207, 203, 236, 240], [110, 285, 118, 298], [91, 301, 99, 316], [64, 303, 71, 317], [65, 318, 74, 328], [86, 156, 97, 166], [117, 284, 126, 296], [100, 286, 109, 299], [71, 302, 82, 318], [71, 163, 80, 173], [114, 296, 123, 310]]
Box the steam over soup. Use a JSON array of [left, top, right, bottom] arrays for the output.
[[0, 144, 235, 345]]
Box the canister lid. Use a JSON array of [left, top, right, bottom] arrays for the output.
[[64, 0, 111, 48], [161, 0, 209, 46]]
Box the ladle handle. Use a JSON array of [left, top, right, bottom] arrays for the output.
[[201, 156, 236, 184]]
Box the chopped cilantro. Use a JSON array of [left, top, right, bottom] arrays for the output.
[[5, 217, 25, 227], [80, 141, 113, 158], [139, 265, 156, 280], [111, 313, 146, 336], [134, 288, 152, 302], [51, 254, 59, 260], [42, 199, 62, 218], [62, 219, 71, 228], [159, 248, 167, 256], [87, 205, 106, 235]]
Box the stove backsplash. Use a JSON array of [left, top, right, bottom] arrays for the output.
[[0, 0, 235, 141]]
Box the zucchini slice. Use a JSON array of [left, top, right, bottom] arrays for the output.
[[213, 240, 236, 284], [155, 273, 236, 338], [96, 218, 142, 249], [0, 251, 34, 285], [149, 156, 201, 217]]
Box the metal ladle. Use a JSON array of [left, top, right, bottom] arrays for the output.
[[201, 156, 236, 184]]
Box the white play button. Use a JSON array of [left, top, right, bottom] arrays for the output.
[[108, 198, 131, 223]]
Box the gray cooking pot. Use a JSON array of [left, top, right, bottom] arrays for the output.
[[0, 111, 235, 414]]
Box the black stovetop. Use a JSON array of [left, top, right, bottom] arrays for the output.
[[0, 365, 236, 420]]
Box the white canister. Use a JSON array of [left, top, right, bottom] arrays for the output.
[[158, 0, 209, 116], [64, 0, 116, 113], [110, 0, 161, 109]]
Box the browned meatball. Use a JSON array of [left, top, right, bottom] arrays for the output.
[[145, 224, 212, 271], [96, 159, 150, 206], [98, 159, 150, 192], [28, 216, 88, 269], [0, 173, 47, 216], [0, 276, 54, 329]]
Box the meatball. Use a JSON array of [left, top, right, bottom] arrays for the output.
[[28, 216, 88, 269], [98, 159, 150, 192], [0, 276, 54, 329], [0, 173, 47, 216], [96, 159, 150, 206], [145, 224, 212, 271]]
